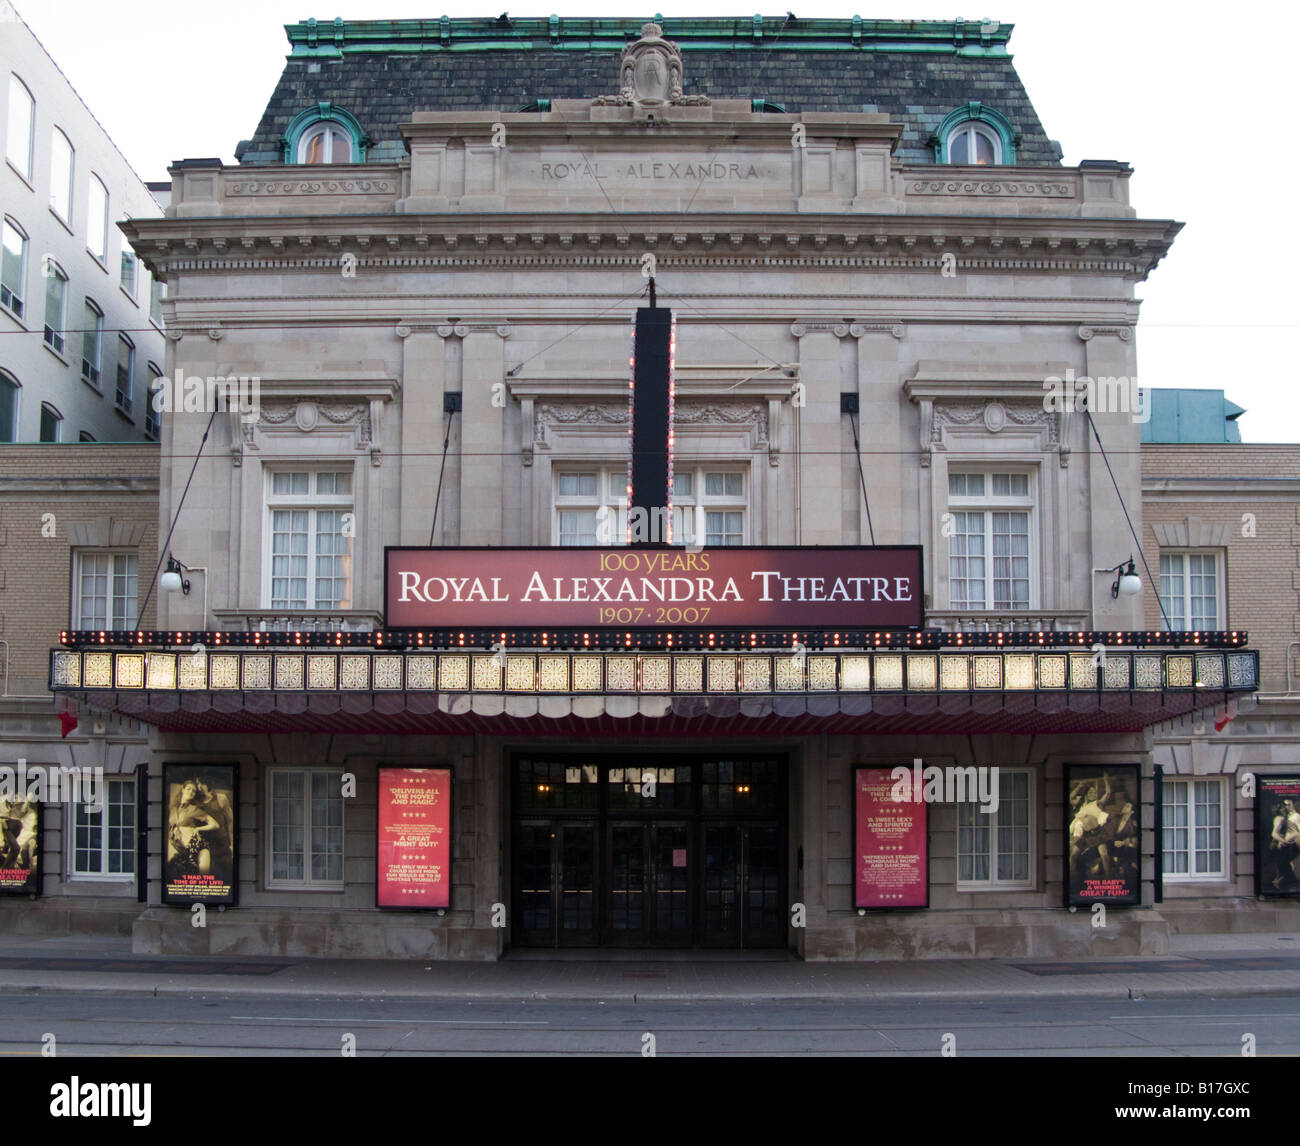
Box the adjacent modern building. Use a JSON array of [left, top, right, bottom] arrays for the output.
[[0, 9, 165, 444], [9, 17, 1280, 959]]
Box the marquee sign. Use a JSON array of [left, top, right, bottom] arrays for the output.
[[385, 546, 923, 631]]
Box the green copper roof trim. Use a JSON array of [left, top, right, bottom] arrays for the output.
[[931, 102, 1020, 164], [285, 15, 1013, 57], [281, 102, 371, 164]]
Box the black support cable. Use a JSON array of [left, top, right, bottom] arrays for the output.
[[428, 406, 460, 547], [1085, 409, 1172, 630], [848, 409, 875, 546], [134, 406, 219, 630]]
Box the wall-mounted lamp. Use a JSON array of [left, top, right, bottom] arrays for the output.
[[160, 555, 191, 596], [1108, 556, 1141, 599]]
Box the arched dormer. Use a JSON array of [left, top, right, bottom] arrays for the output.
[[932, 102, 1019, 165], [282, 103, 371, 164]]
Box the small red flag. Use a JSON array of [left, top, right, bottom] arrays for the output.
[[59, 709, 78, 738], [1214, 700, 1238, 733]]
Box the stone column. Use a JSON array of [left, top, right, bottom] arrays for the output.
[[790, 322, 848, 545], [1080, 325, 1143, 629], [850, 323, 906, 544], [396, 326, 447, 546], [458, 326, 509, 545]]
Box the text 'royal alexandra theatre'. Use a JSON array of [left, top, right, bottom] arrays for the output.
[[6, 17, 1271, 959]]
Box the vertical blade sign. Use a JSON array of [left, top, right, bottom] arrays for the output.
[[627, 306, 675, 546]]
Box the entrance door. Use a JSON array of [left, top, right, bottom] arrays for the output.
[[513, 821, 597, 947], [510, 754, 786, 950], [700, 822, 785, 948], [605, 821, 691, 946]]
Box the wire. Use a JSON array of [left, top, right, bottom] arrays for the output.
[[428, 406, 459, 547], [1085, 409, 1172, 630], [847, 409, 875, 545], [134, 405, 219, 630]]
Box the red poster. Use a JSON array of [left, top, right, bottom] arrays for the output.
[[377, 767, 451, 909], [854, 767, 928, 909]]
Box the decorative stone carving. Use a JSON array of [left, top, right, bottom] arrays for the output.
[[591, 23, 710, 108], [906, 180, 1073, 197], [226, 179, 395, 196], [1077, 325, 1132, 342], [534, 401, 772, 461], [983, 401, 1007, 432], [849, 323, 905, 340], [926, 400, 1059, 468]]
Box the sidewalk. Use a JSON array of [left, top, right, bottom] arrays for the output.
[[3, 932, 1300, 1002]]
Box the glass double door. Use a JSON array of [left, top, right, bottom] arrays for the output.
[[511, 755, 787, 949]]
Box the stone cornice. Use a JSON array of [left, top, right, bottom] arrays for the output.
[[124, 213, 1180, 280]]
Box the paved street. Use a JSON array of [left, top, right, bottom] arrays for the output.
[[4, 992, 1298, 1057]]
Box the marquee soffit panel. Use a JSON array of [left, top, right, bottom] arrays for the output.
[[50, 646, 1258, 737]]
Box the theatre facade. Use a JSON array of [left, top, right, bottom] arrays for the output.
[[25, 18, 1268, 958]]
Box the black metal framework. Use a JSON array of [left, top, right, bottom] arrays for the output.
[[0, 796, 40, 897], [1064, 763, 1140, 907], [160, 762, 239, 907], [1255, 777, 1300, 898], [58, 628, 1251, 652], [509, 753, 787, 949]]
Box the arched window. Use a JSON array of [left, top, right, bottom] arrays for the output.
[[43, 258, 67, 355], [6, 74, 34, 180], [50, 128, 74, 220], [87, 174, 109, 260], [1, 216, 28, 318], [39, 401, 61, 443], [0, 371, 18, 443], [933, 103, 1018, 166], [283, 104, 369, 165], [145, 362, 162, 439], [82, 297, 103, 386]]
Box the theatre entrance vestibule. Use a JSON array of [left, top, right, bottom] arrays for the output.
[[510, 754, 787, 949]]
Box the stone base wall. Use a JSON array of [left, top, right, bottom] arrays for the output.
[[805, 908, 1171, 961], [131, 908, 498, 960]]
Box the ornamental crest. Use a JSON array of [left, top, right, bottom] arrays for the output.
[[592, 23, 710, 108]]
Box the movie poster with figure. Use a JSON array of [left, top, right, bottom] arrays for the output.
[[1065, 764, 1140, 906], [0, 796, 39, 895], [162, 763, 238, 905], [1256, 778, 1300, 897]]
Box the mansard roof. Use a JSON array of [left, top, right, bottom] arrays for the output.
[[239, 15, 1061, 166]]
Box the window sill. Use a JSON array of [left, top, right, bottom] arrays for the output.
[[48, 206, 74, 236], [265, 882, 346, 893], [43, 341, 69, 367], [5, 159, 33, 189], [81, 372, 103, 395], [956, 882, 1035, 893], [113, 404, 135, 424], [85, 250, 108, 273], [67, 873, 136, 883], [119, 284, 139, 308], [0, 300, 27, 329]]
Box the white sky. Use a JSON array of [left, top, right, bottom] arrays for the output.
[[14, 0, 1297, 442]]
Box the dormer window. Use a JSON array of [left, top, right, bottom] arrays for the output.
[[299, 124, 350, 164], [282, 103, 369, 165], [947, 121, 1000, 165], [933, 102, 1018, 166]]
